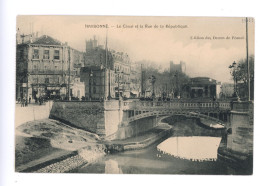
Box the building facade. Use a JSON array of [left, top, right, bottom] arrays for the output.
[[16, 34, 84, 101], [111, 50, 131, 98], [130, 62, 141, 98], [185, 77, 220, 99], [82, 37, 132, 99]]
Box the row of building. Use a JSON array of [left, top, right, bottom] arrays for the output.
[[16, 32, 234, 102], [16, 34, 141, 101]]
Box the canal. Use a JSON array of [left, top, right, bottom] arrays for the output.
[[71, 116, 245, 175]]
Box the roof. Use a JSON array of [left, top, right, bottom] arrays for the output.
[[30, 35, 63, 46], [190, 77, 217, 85]]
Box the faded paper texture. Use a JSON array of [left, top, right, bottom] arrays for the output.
[[15, 16, 254, 174]]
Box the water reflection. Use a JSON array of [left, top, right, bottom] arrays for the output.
[[105, 159, 123, 174], [157, 136, 221, 161]]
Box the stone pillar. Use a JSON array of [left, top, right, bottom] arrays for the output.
[[220, 101, 253, 174]]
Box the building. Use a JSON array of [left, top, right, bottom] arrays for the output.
[[129, 62, 141, 98], [84, 37, 114, 69], [16, 34, 84, 101], [82, 37, 131, 99], [111, 50, 131, 98], [185, 77, 220, 99], [80, 66, 113, 100], [170, 61, 186, 73]]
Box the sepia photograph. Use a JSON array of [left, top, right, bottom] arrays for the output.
[[14, 15, 254, 175]]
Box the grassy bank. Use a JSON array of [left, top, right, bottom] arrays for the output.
[[15, 119, 104, 172]]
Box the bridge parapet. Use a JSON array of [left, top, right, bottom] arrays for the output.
[[125, 100, 231, 111]]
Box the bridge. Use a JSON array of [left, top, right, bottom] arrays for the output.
[[103, 99, 232, 139], [121, 100, 231, 122]]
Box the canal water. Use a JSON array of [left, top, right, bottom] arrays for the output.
[[71, 116, 244, 175]]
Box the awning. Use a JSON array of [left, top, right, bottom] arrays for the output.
[[47, 87, 61, 90]]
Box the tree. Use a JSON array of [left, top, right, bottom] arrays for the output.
[[234, 55, 254, 100], [140, 62, 190, 98]]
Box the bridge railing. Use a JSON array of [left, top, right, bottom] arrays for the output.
[[127, 100, 231, 111]]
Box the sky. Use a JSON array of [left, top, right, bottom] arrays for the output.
[[17, 16, 255, 83]]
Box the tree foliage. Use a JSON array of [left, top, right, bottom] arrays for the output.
[[141, 62, 190, 97], [232, 55, 254, 99]]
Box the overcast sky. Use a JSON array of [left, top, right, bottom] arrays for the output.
[[17, 16, 254, 83]]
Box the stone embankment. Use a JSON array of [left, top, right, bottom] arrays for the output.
[[35, 145, 106, 173], [105, 122, 173, 153]]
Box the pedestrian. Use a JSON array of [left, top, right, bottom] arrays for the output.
[[39, 96, 42, 105], [21, 96, 25, 107], [25, 98, 28, 106], [29, 96, 31, 104]]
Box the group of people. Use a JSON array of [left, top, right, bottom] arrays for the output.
[[18, 96, 45, 107], [18, 96, 31, 107]]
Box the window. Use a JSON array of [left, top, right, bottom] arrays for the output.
[[54, 50, 60, 60], [33, 49, 39, 59], [43, 50, 49, 59]]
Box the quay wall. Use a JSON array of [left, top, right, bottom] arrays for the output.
[[218, 101, 253, 174], [15, 101, 53, 127], [49, 101, 105, 134]]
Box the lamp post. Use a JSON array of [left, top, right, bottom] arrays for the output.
[[107, 68, 112, 100], [115, 67, 122, 99], [174, 72, 179, 98], [229, 61, 241, 98]]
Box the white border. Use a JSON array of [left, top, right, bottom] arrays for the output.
[[1, 0, 259, 186]]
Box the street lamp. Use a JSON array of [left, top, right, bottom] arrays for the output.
[[229, 61, 241, 98], [174, 72, 180, 98], [149, 75, 156, 98]]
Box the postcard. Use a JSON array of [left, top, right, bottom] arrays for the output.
[[15, 16, 254, 175]]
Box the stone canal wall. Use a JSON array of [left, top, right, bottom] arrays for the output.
[[116, 116, 158, 139], [49, 101, 105, 134], [218, 101, 253, 174], [49, 100, 126, 139], [227, 101, 253, 155]]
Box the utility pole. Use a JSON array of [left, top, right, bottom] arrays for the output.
[[246, 17, 250, 101], [106, 29, 111, 100]]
